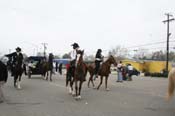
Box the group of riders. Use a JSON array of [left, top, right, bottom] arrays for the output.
[[1, 42, 104, 86], [69, 43, 104, 81], [0, 42, 106, 102], [1, 43, 174, 101], [1, 43, 174, 102]]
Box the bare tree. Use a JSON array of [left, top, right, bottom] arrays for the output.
[[108, 45, 128, 60], [84, 54, 95, 61]]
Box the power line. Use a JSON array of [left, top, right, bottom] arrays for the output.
[[127, 40, 175, 49]]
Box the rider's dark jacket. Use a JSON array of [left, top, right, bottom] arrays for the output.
[[5, 52, 23, 67], [95, 52, 103, 63], [94, 52, 103, 75], [48, 54, 54, 70]]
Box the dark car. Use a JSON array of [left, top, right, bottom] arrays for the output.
[[132, 68, 140, 76], [27, 56, 45, 78]]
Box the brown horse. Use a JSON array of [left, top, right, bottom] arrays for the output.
[[87, 55, 117, 90], [166, 68, 175, 100], [67, 50, 87, 100], [41, 61, 53, 81]]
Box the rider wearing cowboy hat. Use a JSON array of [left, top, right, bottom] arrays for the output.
[[5, 47, 23, 68], [5, 47, 23, 87], [70, 43, 79, 66]]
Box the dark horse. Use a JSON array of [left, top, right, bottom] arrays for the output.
[[66, 50, 87, 100], [5, 54, 26, 89], [87, 55, 117, 90], [41, 60, 53, 81]]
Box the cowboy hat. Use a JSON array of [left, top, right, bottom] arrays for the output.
[[16, 47, 21, 52], [71, 43, 79, 49]]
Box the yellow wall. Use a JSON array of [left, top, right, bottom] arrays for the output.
[[144, 61, 171, 73], [122, 60, 143, 71], [122, 60, 172, 73]]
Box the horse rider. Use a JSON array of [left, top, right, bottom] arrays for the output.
[[70, 43, 80, 68], [0, 60, 8, 103], [94, 49, 104, 80], [48, 53, 54, 72], [5, 47, 24, 87], [68, 43, 79, 76]]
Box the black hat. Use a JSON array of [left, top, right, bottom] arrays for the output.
[[16, 47, 21, 52], [71, 43, 79, 49], [97, 49, 102, 52]]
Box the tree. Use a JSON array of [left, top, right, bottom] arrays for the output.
[[54, 55, 61, 59], [108, 46, 128, 60], [62, 53, 71, 59], [84, 54, 95, 61], [135, 48, 148, 60]]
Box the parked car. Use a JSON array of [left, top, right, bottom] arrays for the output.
[[27, 56, 45, 78], [132, 68, 140, 76]]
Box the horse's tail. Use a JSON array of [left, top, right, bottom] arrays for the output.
[[167, 68, 175, 100]]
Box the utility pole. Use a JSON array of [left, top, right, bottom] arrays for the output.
[[41, 43, 48, 58], [163, 13, 174, 73]]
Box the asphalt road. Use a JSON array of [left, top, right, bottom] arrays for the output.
[[0, 73, 175, 116]]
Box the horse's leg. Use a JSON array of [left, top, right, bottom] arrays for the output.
[[97, 76, 103, 90], [88, 73, 95, 88], [70, 77, 74, 95], [91, 74, 95, 88], [87, 74, 91, 88], [66, 68, 71, 87], [46, 71, 49, 81], [43, 71, 46, 80], [78, 81, 83, 99], [75, 79, 78, 97], [50, 70, 52, 81], [14, 74, 17, 88], [66, 73, 68, 87], [17, 75, 22, 89], [105, 76, 109, 91]]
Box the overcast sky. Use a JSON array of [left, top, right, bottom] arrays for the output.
[[0, 0, 175, 56]]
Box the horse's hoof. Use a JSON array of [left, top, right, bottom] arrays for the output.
[[106, 88, 110, 91], [17, 87, 22, 90], [68, 88, 72, 95], [93, 86, 96, 89], [77, 95, 81, 99], [17, 86, 22, 90], [74, 96, 81, 100], [72, 91, 76, 96]]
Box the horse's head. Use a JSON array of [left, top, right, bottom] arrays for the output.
[[76, 50, 84, 66], [108, 55, 117, 66]]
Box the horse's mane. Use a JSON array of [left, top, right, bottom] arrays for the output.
[[103, 55, 115, 65]]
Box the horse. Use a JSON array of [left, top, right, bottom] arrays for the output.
[[66, 50, 87, 100], [41, 61, 53, 81], [166, 68, 175, 100], [87, 55, 117, 91], [5, 54, 26, 89]]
